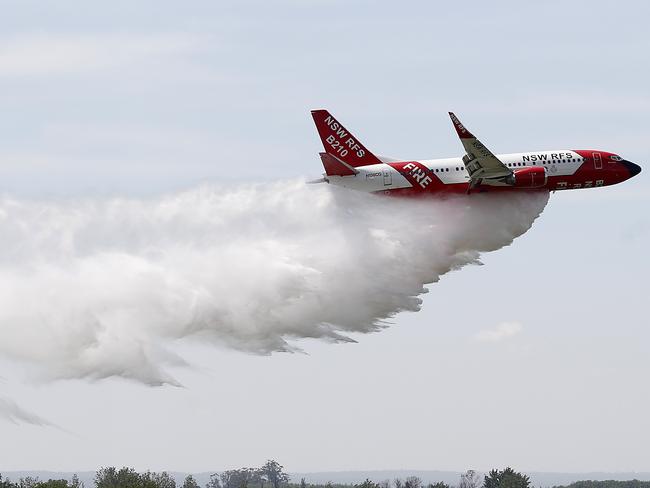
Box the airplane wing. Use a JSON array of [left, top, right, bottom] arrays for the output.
[[448, 112, 511, 184]]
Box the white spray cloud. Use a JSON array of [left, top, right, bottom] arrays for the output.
[[0, 181, 548, 386], [474, 322, 524, 342]]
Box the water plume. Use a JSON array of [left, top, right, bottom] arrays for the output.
[[0, 181, 549, 386]]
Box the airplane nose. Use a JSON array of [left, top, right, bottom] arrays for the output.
[[622, 160, 642, 178]]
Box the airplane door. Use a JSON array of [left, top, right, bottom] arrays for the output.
[[383, 169, 392, 186], [593, 152, 603, 169]]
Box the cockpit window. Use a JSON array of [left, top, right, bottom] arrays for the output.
[[611, 155, 622, 161]]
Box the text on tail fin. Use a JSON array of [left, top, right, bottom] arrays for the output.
[[311, 109, 382, 167]]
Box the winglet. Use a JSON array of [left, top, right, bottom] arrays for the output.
[[311, 109, 382, 167], [448, 112, 474, 139]]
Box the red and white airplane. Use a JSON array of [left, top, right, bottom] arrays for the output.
[[311, 109, 641, 195]]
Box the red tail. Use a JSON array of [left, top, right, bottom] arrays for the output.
[[311, 109, 382, 168]]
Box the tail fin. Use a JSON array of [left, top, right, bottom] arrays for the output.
[[311, 109, 382, 168]]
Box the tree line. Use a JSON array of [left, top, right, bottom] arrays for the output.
[[556, 483, 650, 488], [0, 460, 289, 488], [2, 465, 649, 488]]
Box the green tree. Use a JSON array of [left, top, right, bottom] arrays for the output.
[[206, 475, 221, 488], [220, 469, 257, 488], [138, 472, 156, 488], [355, 480, 380, 488], [95, 467, 119, 488], [558, 482, 650, 488], [70, 475, 83, 488], [180, 476, 199, 488], [405, 478, 422, 488], [34, 481, 70, 488], [260, 461, 289, 488], [19, 477, 40, 488], [1, 474, 18, 488], [250, 470, 264, 488], [94, 467, 142, 488], [483, 468, 530, 488], [149, 472, 176, 488], [428, 483, 450, 488], [220, 471, 235, 488], [460, 471, 481, 488]]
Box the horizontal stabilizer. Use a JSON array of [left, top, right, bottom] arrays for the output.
[[319, 152, 358, 176], [306, 177, 328, 184]]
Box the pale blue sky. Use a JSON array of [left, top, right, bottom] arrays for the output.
[[0, 0, 649, 474]]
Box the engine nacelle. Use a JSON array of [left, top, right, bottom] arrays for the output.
[[506, 166, 547, 188]]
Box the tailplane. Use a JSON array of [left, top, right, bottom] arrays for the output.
[[318, 152, 358, 177]]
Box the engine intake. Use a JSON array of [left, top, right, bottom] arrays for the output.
[[506, 166, 547, 188]]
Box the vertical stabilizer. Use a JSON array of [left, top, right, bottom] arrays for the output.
[[311, 109, 382, 168]]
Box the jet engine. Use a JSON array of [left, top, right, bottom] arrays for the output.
[[505, 166, 547, 188]]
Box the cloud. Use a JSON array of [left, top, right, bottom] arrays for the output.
[[474, 322, 523, 343], [0, 34, 200, 77]]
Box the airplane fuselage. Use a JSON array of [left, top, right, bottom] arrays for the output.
[[311, 109, 641, 195], [325, 149, 640, 195]]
